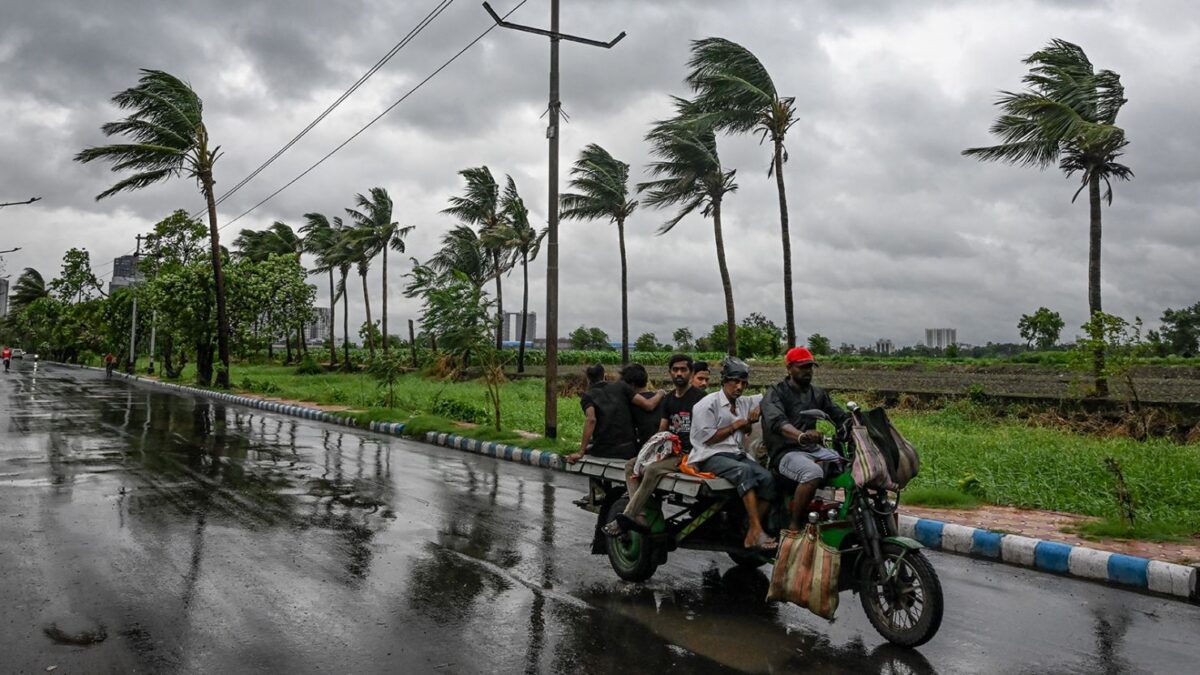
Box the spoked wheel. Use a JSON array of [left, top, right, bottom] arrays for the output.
[[604, 497, 659, 582], [859, 543, 943, 647]]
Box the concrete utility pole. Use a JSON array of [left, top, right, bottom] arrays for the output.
[[127, 234, 142, 374], [483, 0, 624, 438]]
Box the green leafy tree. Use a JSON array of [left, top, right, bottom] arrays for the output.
[[639, 100, 739, 355], [686, 37, 798, 346], [50, 248, 103, 304], [569, 325, 611, 351], [672, 327, 694, 351], [964, 40, 1133, 396], [1018, 307, 1066, 349], [234, 220, 307, 359], [75, 69, 234, 388], [427, 225, 493, 290], [368, 351, 408, 408], [737, 312, 782, 358], [634, 333, 661, 352], [496, 176, 545, 372], [561, 144, 639, 364], [346, 187, 413, 355], [1158, 302, 1200, 356], [412, 269, 495, 366], [808, 333, 831, 356], [140, 210, 209, 376], [442, 167, 510, 349]]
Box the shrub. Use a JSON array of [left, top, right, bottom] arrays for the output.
[[431, 398, 491, 425], [295, 353, 323, 375]]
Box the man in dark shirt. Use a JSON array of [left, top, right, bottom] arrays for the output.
[[605, 354, 705, 535], [621, 364, 662, 448], [568, 364, 664, 463], [760, 347, 850, 530]]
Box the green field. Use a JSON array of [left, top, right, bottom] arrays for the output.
[[140, 360, 1200, 541]]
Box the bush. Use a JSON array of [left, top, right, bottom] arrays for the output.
[[431, 398, 491, 425], [295, 353, 323, 375]]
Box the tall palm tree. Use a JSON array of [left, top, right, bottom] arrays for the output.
[[345, 187, 414, 355], [686, 37, 799, 346], [428, 224, 493, 290], [323, 219, 355, 368], [75, 69, 233, 387], [442, 167, 509, 349], [561, 144, 638, 363], [638, 101, 740, 356], [963, 38, 1132, 396], [301, 213, 342, 367], [498, 176, 546, 372], [338, 227, 377, 358], [10, 268, 50, 311]]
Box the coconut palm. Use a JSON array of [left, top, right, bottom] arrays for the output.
[[638, 101, 739, 355], [686, 37, 799, 346], [963, 38, 1132, 396], [320, 219, 355, 368], [338, 226, 377, 358], [442, 167, 510, 349], [497, 176, 546, 372], [301, 213, 342, 367], [427, 224, 493, 290], [561, 144, 638, 363], [345, 187, 414, 355], [10, 268, 50, 311], [75, 69, 233, 387]]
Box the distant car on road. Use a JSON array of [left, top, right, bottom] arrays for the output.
[[11, 349, 24, 359]]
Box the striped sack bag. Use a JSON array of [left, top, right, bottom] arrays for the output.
[[767, 524, 841, 619]]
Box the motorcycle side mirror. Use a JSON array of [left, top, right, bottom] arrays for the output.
[[846, 401, 860, 412]]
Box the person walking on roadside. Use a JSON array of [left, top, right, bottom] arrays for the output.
[[606, 354, 707, 536]]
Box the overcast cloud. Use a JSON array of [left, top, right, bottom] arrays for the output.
[[2, 0, 1197, 348]]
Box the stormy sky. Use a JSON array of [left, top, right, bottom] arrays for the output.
[[2, 0, 1197, 348]]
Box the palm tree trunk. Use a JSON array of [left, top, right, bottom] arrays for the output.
[[493, 250, 504, 350], [774, 138, 796, 348], [381, 247, 389, 355], [617, 216, 629, 364], [341, 272, 350, 368], [1088, 172, 1108, 397], [518, 249, 530, 373], [328, 270, 338, 367], [361, 271, 375, 357], [712, 197, 737, 356], [200, 169, 232, 388]]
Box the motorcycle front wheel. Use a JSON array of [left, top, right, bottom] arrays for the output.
[[859, 543, 943, 647]]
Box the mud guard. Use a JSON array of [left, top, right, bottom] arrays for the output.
[[883, 535, 923, 551]]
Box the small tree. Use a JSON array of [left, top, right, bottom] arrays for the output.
[[807, 333, 831, 356], [1071, 313, 1147, 419], [672, 327, 694, 351], [1018, 307, 1065, 349], [1158, 302, 1200, 356], [569, 325, 611, 350], [368, 351, 408, 408], [635, 333, 660, 352]]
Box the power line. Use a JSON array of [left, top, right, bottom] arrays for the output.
[[217, 0, 529, 233], [191, 0, 457, 220]]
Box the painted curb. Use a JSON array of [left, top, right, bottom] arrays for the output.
[[899, 515, 1197, 602], [59, 362, 1199, 603]]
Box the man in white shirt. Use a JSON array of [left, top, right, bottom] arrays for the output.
[[689, 358, 777, 552]]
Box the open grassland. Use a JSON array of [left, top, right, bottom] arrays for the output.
[[145, 361, 1200, 541]]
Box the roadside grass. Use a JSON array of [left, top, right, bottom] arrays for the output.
[[136, 361, 1200, 541]]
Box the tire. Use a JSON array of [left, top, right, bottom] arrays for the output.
[[604, 497, 659, 582], [727, 551, 769, 569], [859, 543, 944, 648]]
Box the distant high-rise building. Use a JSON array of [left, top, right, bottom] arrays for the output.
[[109, 254, 140, 293], [0, 277, 8, 318], [924, 328, 957, 350], [306, 307, 332, 345], [875, 338, 894, 355], [502, 311, 536, 343]]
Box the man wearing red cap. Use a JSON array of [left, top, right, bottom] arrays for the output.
[[761, 346, 849, 530]]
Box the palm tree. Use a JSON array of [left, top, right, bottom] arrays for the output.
[[638, 101, 739, 355], [322, 219, 355, 368], [301, 213, 342, 368], [442, 167, 510, 349], [345, 187, 414, 355], [561, 144, 639, 363], [498, 176, 546, 372], [428, 224, 493, 290], [686, 37, 799, 346], [339, 227, 377, 359], [963, 39, 1132, 396], [10, 268, 50, 311], [75, 69, 233, 388]]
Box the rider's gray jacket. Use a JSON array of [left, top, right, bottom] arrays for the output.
[[760, 379, 848, 470]]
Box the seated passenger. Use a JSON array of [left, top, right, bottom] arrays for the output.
[[689, 358, 777, 551], [568, 364, 665, 464], [691, 360, 711, 391], [621, 363, 662, 448], [760, 347, 850, 530], [605, 354, 706, 536]]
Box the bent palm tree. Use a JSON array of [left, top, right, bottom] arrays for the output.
[[345, 187, 414, 355], [442, 167, 509, 349], [428, 224, 493, 290], [301, 213, 342, 367], [498, 177, 546, 372], [75, 69, 233, 387], [10, 268, 50, 311], [639, 102, 739, 355], [686, 37, 799, 346], [963, 38, 1132, 396], [561, 144, 638, 364]]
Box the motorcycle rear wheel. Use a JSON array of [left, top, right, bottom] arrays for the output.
[[859, 543, 943, 647]]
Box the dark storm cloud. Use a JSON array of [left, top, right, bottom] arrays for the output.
[[1, 0, 1197, 348]]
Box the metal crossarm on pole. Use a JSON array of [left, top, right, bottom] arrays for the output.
[[482, 0, 624, 439]]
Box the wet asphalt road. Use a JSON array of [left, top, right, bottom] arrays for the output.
[[2, 364, 1199, 674]]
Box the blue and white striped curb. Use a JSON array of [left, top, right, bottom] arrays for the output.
[[63, 362, 1200, 603], [899, 515, 1198, 602]]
